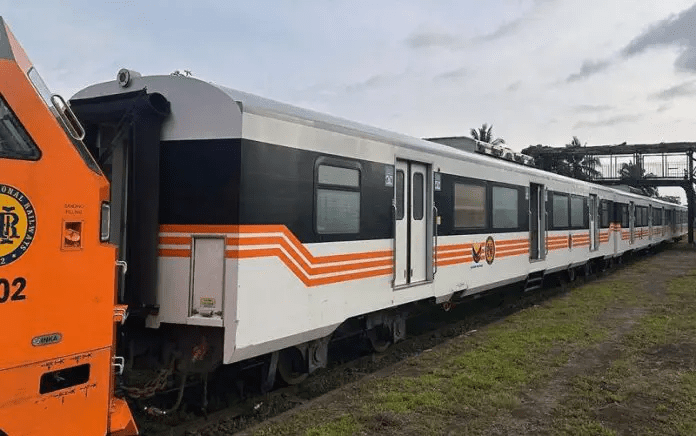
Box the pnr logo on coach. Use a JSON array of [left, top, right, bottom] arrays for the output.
[[0, 184, 36, 266]]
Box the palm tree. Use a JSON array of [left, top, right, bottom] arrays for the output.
[[521, 144, 555, 171], [470, 123, 505, 145], [565, 136, 600, 181], [521, 138, 600, 181], [619, 161, 659, 197]]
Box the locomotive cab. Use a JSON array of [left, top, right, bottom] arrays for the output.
[[0, 18, 137, 435]]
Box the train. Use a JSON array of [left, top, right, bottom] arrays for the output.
[[1, 16, 688, 435], [68, 68, 688, 395]]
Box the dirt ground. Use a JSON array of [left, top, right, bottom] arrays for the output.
[[485, 243, 696, 436], [225, 242, 696, 436]]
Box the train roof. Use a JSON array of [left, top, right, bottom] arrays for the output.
[[71, 74, 684, 209]]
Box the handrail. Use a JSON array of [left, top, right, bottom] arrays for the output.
[[392, 202, 397, 287], [545, 211, 549, 255], [433, 205, 438, 276], [51, 94, 85, 141]]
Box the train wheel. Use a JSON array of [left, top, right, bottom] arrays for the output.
[[368, 325, 392, 353], [583, 262, 592, 277], [567, 267, 577, 282], [277, 347, 308, 385]]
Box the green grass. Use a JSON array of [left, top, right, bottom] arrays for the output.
[[304, 415, 359, 436], [548, 268, 696, 435], [251, 252, 696, 436]]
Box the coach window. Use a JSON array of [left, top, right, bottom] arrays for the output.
[[492, 186, 518, 229], [316, 164, 360, 234], [620, 204, 629, 228], [0, 94, 41, 160], [638, 206, 647, 227], [570, 196, 585, 228], [454, 182, 486, 229], [651, 207, 655, 225], [600, 200, 612, 228], [552, 193, 569, 229]]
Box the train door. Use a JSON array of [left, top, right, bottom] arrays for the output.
[[529, 183, 546, 260], [190, 236, 225, 320], [648, 205, 653, 241], [629, 202, 635, 244], [394, 160, 432, 287], [589, 194, 599, 251]]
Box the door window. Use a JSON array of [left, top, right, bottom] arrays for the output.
[[413, 172, 423, 220], [395, 170, 405, 220]]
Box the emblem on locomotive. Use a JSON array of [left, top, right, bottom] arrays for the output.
[[471, 243, 483, 263], [485, 236, 495, 265], [0, 184, 36, 266]]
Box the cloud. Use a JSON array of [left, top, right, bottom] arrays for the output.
[[405, 31, 465, 50], [573, 114, 643, 129], [345, 73, 400, 92], [650, 80, 696, 100], [434, 67, 468, 82], [474, 17, 525, 43], [621, 3, 696, 72], [474, 0, 557, 43], [506, 81, 522, 92], [566, 59, 612, 83], [657, 103, 673, 112], [572, 104, 613, 113], [566, 3, 696, 82]]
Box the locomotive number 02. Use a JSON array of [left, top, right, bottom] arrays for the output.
[[0, 277, 27, 303]]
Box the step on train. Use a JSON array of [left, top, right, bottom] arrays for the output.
[[0, 16, 688, 435]]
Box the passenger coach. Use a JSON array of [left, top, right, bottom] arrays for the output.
[[69, 72, 687, 388]]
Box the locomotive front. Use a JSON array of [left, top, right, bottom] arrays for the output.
[[0, 18, 137, 435]]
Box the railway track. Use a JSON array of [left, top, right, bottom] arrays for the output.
[[138, 247, 663, 436]]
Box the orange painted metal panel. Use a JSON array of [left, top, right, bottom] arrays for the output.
[[0, 20, 136, 436]]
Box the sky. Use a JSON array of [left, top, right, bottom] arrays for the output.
[[3, 1, 696, 198]]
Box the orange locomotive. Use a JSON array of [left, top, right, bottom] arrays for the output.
[[0, 18, 137, 435]]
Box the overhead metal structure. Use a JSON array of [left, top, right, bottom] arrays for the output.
[[524, 142, 696, 244]]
